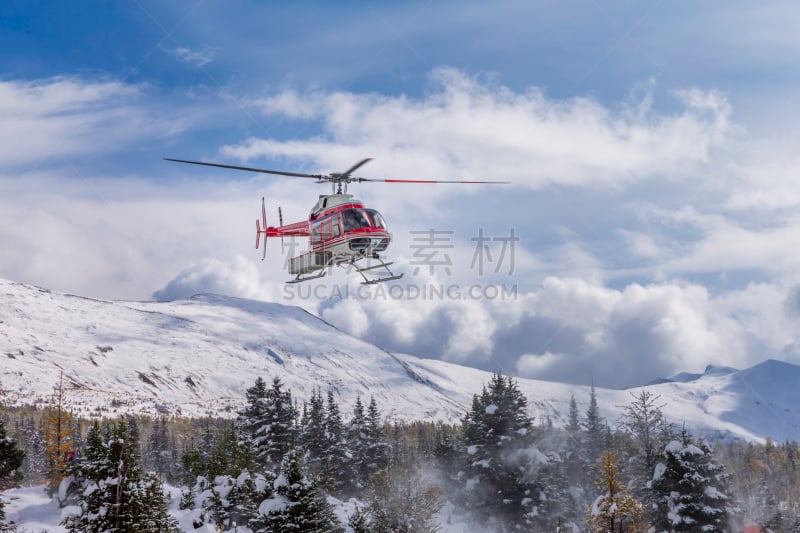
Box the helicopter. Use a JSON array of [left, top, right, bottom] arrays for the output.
[[164, 157, 508, 284]]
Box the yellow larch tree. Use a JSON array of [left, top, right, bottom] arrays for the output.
[[587, 449, 649, 533], [43, 371, 75, 494]]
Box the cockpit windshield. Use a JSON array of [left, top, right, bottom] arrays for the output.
[[365, 209, 387, 229], [341, 208, 387, 232], [341, 209, 372, 232]]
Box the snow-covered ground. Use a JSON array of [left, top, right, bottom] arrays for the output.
[[2, 277, 800, 442], [2, 485, 67, 533], [1, 484, 476, 533]]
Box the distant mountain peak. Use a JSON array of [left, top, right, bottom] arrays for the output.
[[702, 364, 739, 376], [646, 363, 738, 386]]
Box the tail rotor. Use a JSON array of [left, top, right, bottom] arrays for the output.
[[255, 197, 268, 260], [278, 206, 285, 256]]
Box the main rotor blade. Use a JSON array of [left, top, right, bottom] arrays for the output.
[[357, 177, 511, 184], [164, 158, 323, 179], [340, 158, 373, 177]]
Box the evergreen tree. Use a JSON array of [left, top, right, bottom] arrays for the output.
[[459, 373, 541, 530], [0, 417, 24, 489], [133, 471, 180, 532], [179, 441, 202, 487], [0, 416, 25, 531], [254, 448, 344, 532], [587, 449, 648, 533], [18, 415, 46, 485], [299, 388, 326, 474], [347, 504, 369, 533], [529, 450, 574, 530], [238, 378, 267, 471], [365, 464, 442, 533], [226, 473, 263, 531], [238, 376, 297, 469], [564, 393, 589, 507], [758, 474, 786, 533], [321, 389, 349, 494], [204, 420, 251, 480], [650, 429, 734, 532], [584, 382, 606, 464], [186, 468, 274, 531], [146, 416, 173, 480], [365, 396, 390, 476], [347, 395, 370, 492], [62, 419, 178, 532]]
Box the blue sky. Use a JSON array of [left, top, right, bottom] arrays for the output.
[[2, 1, 800, 388]]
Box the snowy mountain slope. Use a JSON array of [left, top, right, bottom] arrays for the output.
[[392, 356, 800, 443], [0, 278, 464, 421], [1, 277, 799, 443]]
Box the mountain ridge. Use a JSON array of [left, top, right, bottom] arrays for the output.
[[1, 277, 798, 443]]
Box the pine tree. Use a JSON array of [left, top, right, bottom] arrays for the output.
[[460, 373, 541, 530], [18, 415, 46, 485], [587, 449, 648, 533], [0, 417, 24, 489], [584, 382, 606, 465], [529, 449, 574, 530], [320, 389, 349, 495], [0, 416, 25, 531], [255, 448, 344, 532], [147, 416, 173, 480], [348, 504, 369, 533], [133, 471, 180, 532], [179, 441, 202, 487], [564, 393, 589, 501], [365, 464, 442, 533], [347, 395, 370, 492], [239, 376, 297, 469], [650, 429, 734, 532], [758, 474, 785, 533], [365, 396, 390, 475], [62, 419, 178, 533], [300, 388, 327, 475]]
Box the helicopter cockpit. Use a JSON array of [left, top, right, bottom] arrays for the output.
[[342, 208, 387, 232]]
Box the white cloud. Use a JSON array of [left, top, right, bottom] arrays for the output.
[[173, 46, 217, 68], [152, 255, 286, 303], [317, 276, 800, 388], [224, 68, 731, 190], [0, 77, 189, 169]]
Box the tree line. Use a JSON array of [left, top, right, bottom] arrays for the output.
[[2, 373, 800, 531]]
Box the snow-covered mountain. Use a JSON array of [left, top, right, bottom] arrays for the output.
[[1, 278, 798, 443]]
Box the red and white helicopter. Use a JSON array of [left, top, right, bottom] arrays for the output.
[[165, 157, 508, 284]]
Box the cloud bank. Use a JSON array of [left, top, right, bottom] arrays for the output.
[[223, 68, 730, 189]]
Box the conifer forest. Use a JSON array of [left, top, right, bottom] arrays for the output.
[[1, 374, 799, 532]]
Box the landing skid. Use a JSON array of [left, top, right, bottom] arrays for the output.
[[344, 257, 404, 285], [286, 270, 327, 284], [286, 255, 403, 284]]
